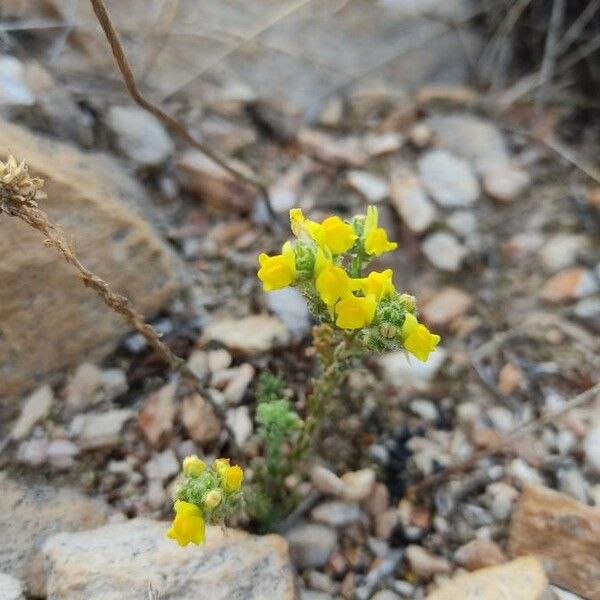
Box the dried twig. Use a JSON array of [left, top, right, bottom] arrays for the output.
[[407, 382, 600, 498], [88, 0, 280, 225], [0, 156, 241, 458]]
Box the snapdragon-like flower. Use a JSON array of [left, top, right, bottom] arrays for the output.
[[401, 313, 441, 361], [359, 269, 395, 302], [167, 500, 206, 546], [257, 241, 296, 291], [182, 454, 206, 477], [335, 294, 376, 329], [363, 206, 397, 257]]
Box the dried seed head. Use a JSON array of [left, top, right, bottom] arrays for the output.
[[0, 155, 45, 213]]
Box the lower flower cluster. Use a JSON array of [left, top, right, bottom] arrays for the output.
[[257, 206, 440, 361], [167, 455, 244, 546]]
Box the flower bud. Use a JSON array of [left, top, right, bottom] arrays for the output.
[[203, 489, 222, 510]]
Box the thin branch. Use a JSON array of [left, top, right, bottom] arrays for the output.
[[88, 0, 281, 225]]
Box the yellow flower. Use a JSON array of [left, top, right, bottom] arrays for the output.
[[315, 216, 357, 254], [257, 241, 296, 291], [335, 294, 376, 329], [359, 269, 395, 301], [316, 264, 354, 308], [167, 500, 205, 546], [290, 208, 320, 240], [401, 313, 441, 361], [182, 455, 206, 477], [213, 457, 230, 476], [363, 205, 397, 257], [223, 464, 244, 493], [203, 489, 222, 510]]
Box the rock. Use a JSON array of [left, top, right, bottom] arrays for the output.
[[226, 406, 253, 446], [0, 473, 108, 596], [509, 485, 600, 598], [72, 409, 134, 450], [363, 132, 404, 156], [146, 479, 167, 510], [362, 482, 390, 516], [310, 466, 346, 497], [297, 129, 368, 167], [106, 105, 173, 166], [16, 438, 48, 466], [573, 297, 600, 331], [10, 384, 53, 440], [64, 363, 103, 413], [508, 458, 543, 487], [341, 469, 376, 502], [181, 393, 221, 445], [389, 174, 437, 233], [557, 467, 589, 503], [311, 502, 362, 527], [286, 523, 338, 569], [137, 381, 177, 446], [378, 348, 447, 390], [0, 55, 34, 105], [498, 362, 523, 395], [186, 350, 209, 379], [42, 519, 296, 599], [100, 368, 127, 402], [418, 150, 479, 207], [482, 165, 531, 202], [422, 231, 468, 272], [346, 170, 389, 203], [319, 97, 343, 127], [47, 439, 79, 470], [0, 573, 25, 600], [207, 349, 232, 372], [375, 509, 400, 539], [551, 587, 586, 600], [426, 114, 509, 174], [426, 556, 549, 600], [144, 449, 179, 482], [446, 210, 478, 237], [223, 363, 255, 405], [584, 426, 600, 474], [265, 287, 312, 339], [454, 539, 506, 570], [0, 119, 181, 398], [269, 162, 310, 213], [541, 268, 598, 302], [416, 85, 478, 110], [487, 482, 519, 520], [372, 591, 402, 600], [203, 314, 291, 354], [421, 287, 472, 327], [539, 234, 589, 273], [409, 123, 433, 148], [405, 545, 451, 578], [176, 150, 256, 212], [410, 399, 438, 421]]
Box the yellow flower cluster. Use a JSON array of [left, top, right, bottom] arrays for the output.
[[167, 455, 244, 547], [257, 206, 440, 362]]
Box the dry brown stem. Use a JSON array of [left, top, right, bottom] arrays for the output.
[[0, 156, 240, 458], [88, 0, 280, 225]]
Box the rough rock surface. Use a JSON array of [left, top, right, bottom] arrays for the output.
[[0, 119, 181, 398], [0, 473, 108, 596], [43, 519, 297, 600], [0, 573, 25, 600], [426, 556, 549, 600], [509, 485, 600, 599]]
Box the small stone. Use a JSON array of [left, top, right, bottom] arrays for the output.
[[508, 458, 543, 487], [541, 268, 598, 302], [310, 466, 346, 497], [137, 381, 177, 446], [100, 369, 127, 402], [346, 170, 389, 203], [418, 150, 479, 207], [0, 55, 34, 105], [454, 539, 506, 570], [286, 523, 337, 569], [487, 482, 519, 520], [427, 556, 548, 600], [147, 479, 167, 510], [410, 399, 438, 422], [10, 385, 53, 441], [341, 469, 376, 501], [181, 394, 221, 445], [405, 545, 451, 578], [269, 161, 311, 213], [16, 438, 48, 466], [265, 287, 312, 340], [409, 123, 433, 148], [573, 297, 600, 331], [487, 406, 514, 432], [557, 467, 589, 503], [226, 406, 252, 446], [186, 350, 209, 379], [64, 363, 103, 413], [311, 502, 362, 527], [207, 349, 233, 372], [421, 287, 472, 327], [446, 210, 478, 237], [362, 482, 390, 516], [504, 232, 545, 260], [319, 97, 343, 127], [539, 234, 588, 273], [297, 129, 368, 167], [416, 86, 478, 110], [144, 449, 179, 482], [305, 569, 334, 593], [106, 105, 173, 166], [422, 231, 467, 272], [363, 132, 404, 156], [509, 485, 600, 598], [224, 363, 255, 405], [74, 409, 134, 450], [390, 174, 437, 233], [584, 426, 600, 474], [0, 573, 25, 600], [482, 164, 530, 202], [203, 315, 291, 354], [47, 439, 79, 470], [498, 362, 523, 395], [378, 348, 447, 390], [372, 592, 402, 600], [375, 509, 399, 539]]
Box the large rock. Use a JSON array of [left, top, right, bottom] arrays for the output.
[[0, 119, 181, 398], [0, 473, 109, 596], [426, 556, 549, 600], [509, 485, 600, 599], [42, 519, 297, 600]]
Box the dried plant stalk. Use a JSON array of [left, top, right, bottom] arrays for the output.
[[0, 156, 240, 456]]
